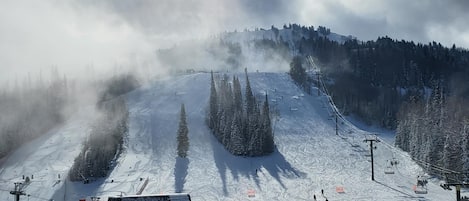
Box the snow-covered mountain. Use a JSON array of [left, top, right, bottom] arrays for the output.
[[222, 26, 352, 45], [0, 72, 453, 200]]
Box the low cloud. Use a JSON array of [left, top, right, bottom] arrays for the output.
[[1, 0, 468, 82], [294, 0, 469, 48], [0, 0, 153, 81]]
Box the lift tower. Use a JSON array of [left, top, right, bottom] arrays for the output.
[[364, 135, 380, 181]]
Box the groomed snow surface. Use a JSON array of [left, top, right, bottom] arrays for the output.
[[0, 72, 453, 200]]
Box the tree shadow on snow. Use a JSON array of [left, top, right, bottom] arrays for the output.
[[174, 157, 189, 193], [211, 136, 306, 196]]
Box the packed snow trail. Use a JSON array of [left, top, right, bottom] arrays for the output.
[[0, 107, 95, 201], [1, 72, 453, 200]]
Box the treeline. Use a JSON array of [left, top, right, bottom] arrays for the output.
[[0, 70, 69, 158], [207, 70, 274, 156], [395, 85, 469, 175], [302, 34, 469, 128], [282, 24, 469, 175], [69, 75, 136, 182]]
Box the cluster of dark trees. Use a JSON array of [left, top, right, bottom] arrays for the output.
[[289, 56, 311, 94], [297, 33, 469, 129], [279, 24, 469, 174], [0, 70, 69, 158], [207, 70, 274, 156], [69, 96, 128, 181], [98, 73, 139, 104], [69, 75, 136, 182]]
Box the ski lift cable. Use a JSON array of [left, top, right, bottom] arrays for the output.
[[307, 56, 370, 142], [307, 56, 461, 177], [377, 137, 460, 175], [378, 138, 440, 172], [378, 139, 451, 173], [308, 56, 457, 179], [308, 56, 371, 138]]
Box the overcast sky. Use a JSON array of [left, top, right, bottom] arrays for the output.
[[1, 0, 468, 81]]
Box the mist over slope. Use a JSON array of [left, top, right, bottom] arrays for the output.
[[1, 71, 453, 200]]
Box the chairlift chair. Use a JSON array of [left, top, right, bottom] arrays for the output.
[[384, 160, 395, 174], [384, 166, 394, 174], [413, 176, 428, 194], [414, 184, 428, 194]]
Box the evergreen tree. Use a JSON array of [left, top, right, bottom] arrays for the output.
[[248, 106, 262, 156], [209, 71, 218, 131], [262, 94, 275, 153], [229, 112, 244, 155], [289, 56, 310, 93], [233, 76, 243, 112], [443, 130, 462, 172], [244, 68, 256, 148], [462, 124, 469, 172], [244, 68, 255, 115], [425, 82, 445, 170], [177, 104, 189, 158]]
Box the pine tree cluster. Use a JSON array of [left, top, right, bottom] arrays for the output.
[[207, 70, 274, 156], [395, 83, 469, 177], [69, 97, 129, 182], [69, 74, 137, 182], [289, 56, 311, 94]]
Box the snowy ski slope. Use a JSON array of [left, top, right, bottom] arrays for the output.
[[0, 72, 453, 200]]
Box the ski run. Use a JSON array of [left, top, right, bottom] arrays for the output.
[[0, 72, 454, 200]]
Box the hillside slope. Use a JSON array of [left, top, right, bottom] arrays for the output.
[[1, 72, 452, 200]]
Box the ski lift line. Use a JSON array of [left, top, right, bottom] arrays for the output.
[[318, 77, 367, 139], [413, 159, 460, 175], [308, 55, 461, 177], [316, 74, 450, 178], [308, 56, 420, 171], [378, 138, 458, 174], [377, 137, 461, 175], [378, 138, 441, 173], [318, 83, 368, 140], [306, 56, 340, 118], [309, 59, 363, 136]]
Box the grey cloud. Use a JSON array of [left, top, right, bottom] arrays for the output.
[[90, 0, 469, 48], [305, 0, 469, 47], [1, 0, 468, 82]]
